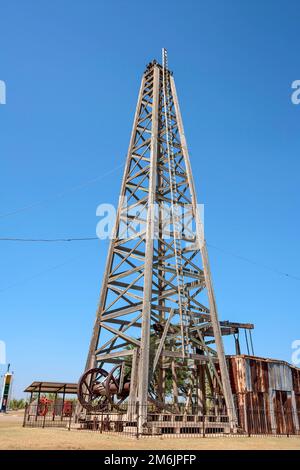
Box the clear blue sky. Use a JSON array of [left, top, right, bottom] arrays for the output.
[[1, 0, 299, 397]]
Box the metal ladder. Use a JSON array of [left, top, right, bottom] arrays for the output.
[[162, 48, 189, 357]]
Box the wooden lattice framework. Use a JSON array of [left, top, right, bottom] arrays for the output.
[[82, 52, 253, 431]]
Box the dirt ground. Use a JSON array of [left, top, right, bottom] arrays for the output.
[[1, 411, 300, 450]]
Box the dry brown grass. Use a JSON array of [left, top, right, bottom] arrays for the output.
[[1, 411, 300, 450]]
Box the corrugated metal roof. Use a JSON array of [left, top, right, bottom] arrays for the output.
[[228, 354, 300, 372], [24, 381, 77, 394]]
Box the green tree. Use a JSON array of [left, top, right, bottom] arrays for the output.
[[9, 398, 26, 410]]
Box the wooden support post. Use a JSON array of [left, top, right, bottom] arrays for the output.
[[61, 385, 66, 421], [128, 348, 138, 417], [138, 64, 160, 433], [172, 345, 179, 411], [197, 364, 206, 414], [52, 392, 57, 421], [35, 384, 41, 422]]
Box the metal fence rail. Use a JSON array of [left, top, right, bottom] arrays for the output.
[[75, 404, 230, 438], [23, 402, 73, 429], [23, 402, 300, 438], [74, 404, 300, 438]]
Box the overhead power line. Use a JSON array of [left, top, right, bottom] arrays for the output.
[[207, 243, 300, 282], [0, 163, 125, 219], [0, 236, 299, 282]]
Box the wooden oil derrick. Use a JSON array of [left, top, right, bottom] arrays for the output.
[[78, 50, 253, 434]]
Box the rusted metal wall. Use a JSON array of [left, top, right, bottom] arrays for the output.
[[292, 367, 300, 392], [268, 362, 293, 391], [228, 355, 300, 434]]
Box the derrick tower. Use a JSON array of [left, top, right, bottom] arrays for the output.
[[78, 51, 252, 432]]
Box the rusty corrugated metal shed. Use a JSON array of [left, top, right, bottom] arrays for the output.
[[227, 355, 300, 434]]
